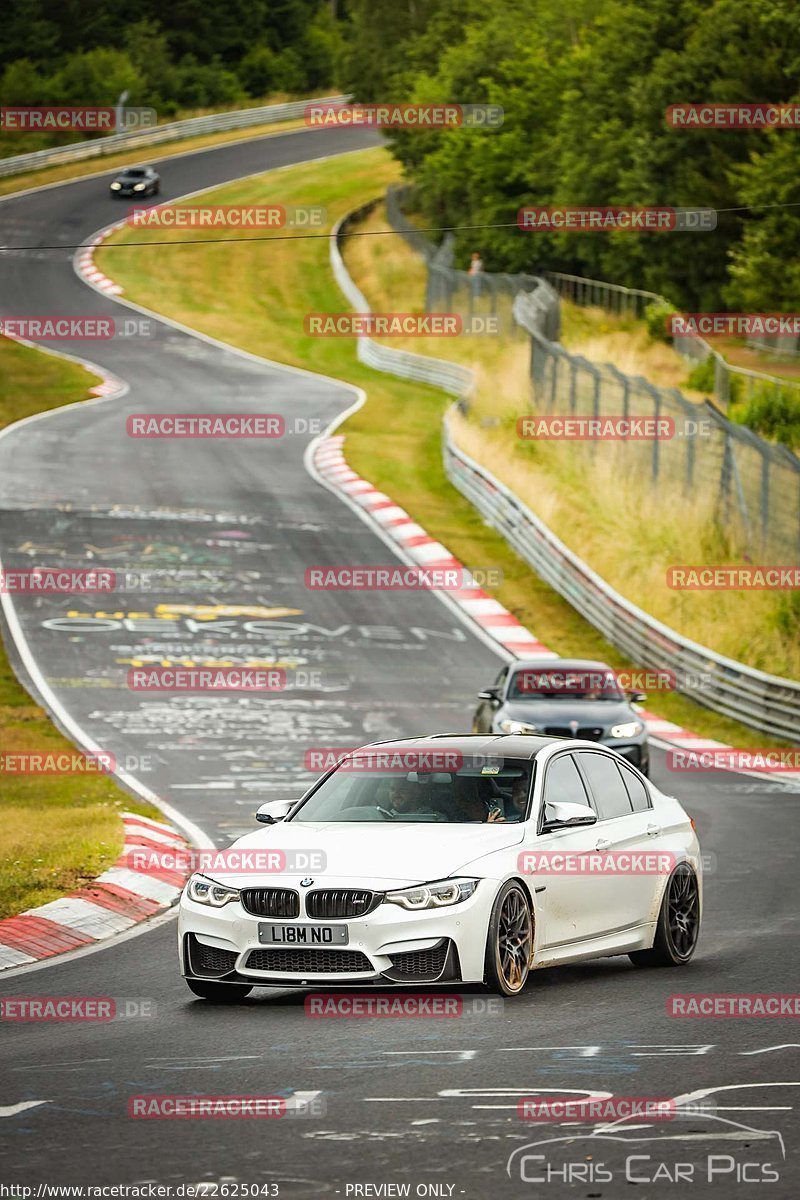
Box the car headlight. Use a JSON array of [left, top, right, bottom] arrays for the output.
[[385, 878, 478, 910], [609, 721, 643, 739], [186, 873, 239, 907], [133, 182, 147, 191], [499, 719, 538, 734], [110, 182, 121, 190]]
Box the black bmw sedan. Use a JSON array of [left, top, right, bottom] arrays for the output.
[[472, 657, 650, 774]]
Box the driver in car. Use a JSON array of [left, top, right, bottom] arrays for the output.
[[385, 777, 445, 820]]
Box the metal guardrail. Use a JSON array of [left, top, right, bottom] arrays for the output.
[[0, 94, 349, 179], [332, 196, 800, 737], [332, 202, 473, 398], [442, 417, 800, 740]]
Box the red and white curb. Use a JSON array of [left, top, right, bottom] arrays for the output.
[[313, 436, 798, 778], [75, 223, 126, 296], [0, 813, 191, 971], [314, 435, 553, 659]]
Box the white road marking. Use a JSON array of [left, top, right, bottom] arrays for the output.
[[0, 1101, 50, 1117]]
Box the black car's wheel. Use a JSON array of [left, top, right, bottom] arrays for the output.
[[186, 978, 253, 1003], [484, 881, 533, 995], [629, 862, 700, 967]]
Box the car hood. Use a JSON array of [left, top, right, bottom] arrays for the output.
[[211, 820, 526, 888], [499, 699, 636, 726]]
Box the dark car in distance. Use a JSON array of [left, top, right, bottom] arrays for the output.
[[472, 657, 650, 774], [109, 166, 160, 197]]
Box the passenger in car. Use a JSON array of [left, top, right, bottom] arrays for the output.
[[488, 777, 529, 822]]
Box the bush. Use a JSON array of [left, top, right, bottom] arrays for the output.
[[685, 356, 716, 394], [238, 46, 281, 98], [644, 299, 677, 343], [174, 56, 244, 108], [730, 384, 800, 450]]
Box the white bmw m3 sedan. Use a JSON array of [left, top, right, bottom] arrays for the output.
[[178, 734, 701, 1001]]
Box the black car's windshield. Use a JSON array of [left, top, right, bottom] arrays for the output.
[[508, 667, 624, 702], [122, 169, 147, 177], [291, 754, 533, 823]]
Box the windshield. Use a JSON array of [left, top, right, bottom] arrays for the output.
[[508, 667, 624, 701], [290, 754, 533, 823], [123, 169, 147, 177]]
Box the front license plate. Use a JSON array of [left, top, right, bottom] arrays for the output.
[[258, 922, 349, 946]]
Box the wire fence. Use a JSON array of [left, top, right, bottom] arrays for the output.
[[545, 269, 800, 407], [332, 199, 800, 736], [386, 187, 800, 560]]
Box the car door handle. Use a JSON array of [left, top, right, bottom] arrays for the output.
[[595, 838, 611, 851], [646, 824, 662, 836]]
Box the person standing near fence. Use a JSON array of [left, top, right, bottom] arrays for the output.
[[468, 252, 484, 309]]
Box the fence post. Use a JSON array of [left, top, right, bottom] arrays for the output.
[[760, 455, 770, 549]]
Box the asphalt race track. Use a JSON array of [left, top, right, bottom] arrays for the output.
[[0, 126, 799, 1197]]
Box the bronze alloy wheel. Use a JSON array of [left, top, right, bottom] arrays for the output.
[[486, 882, 533, 995]]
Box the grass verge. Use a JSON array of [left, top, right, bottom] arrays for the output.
[[97, 146, 793, 748], [0, 338, 161, 917]]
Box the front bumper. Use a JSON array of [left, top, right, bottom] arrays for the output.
[[178, 877, 495, 987]]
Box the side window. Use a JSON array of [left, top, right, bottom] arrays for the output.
[[618, 763, 652, 813], [542, 754, 593, 813], [494, 666, 508, 691], [577, 752, 634, 820]]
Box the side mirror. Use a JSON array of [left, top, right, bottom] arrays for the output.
[[478, 688, 500, 702], [255, 799, 298, 825], [628, 691, 646, 704], [542, 800, 597, 831]]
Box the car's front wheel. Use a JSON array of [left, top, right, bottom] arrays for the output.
[[185, 979, 253, 1003], [629, 862, 700, 967], [484, 881, 533, 995]]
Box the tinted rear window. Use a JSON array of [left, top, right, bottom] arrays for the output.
[[577, 752, 634, 819], [618, 763, 651, 812]]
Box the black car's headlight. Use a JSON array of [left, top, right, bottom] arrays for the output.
[[499, 718, 538, 734], [609, 721, 643, 738], [385, 878, 478, 910], [110, 182, 121, 190], [186, 873, 239, 908]]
